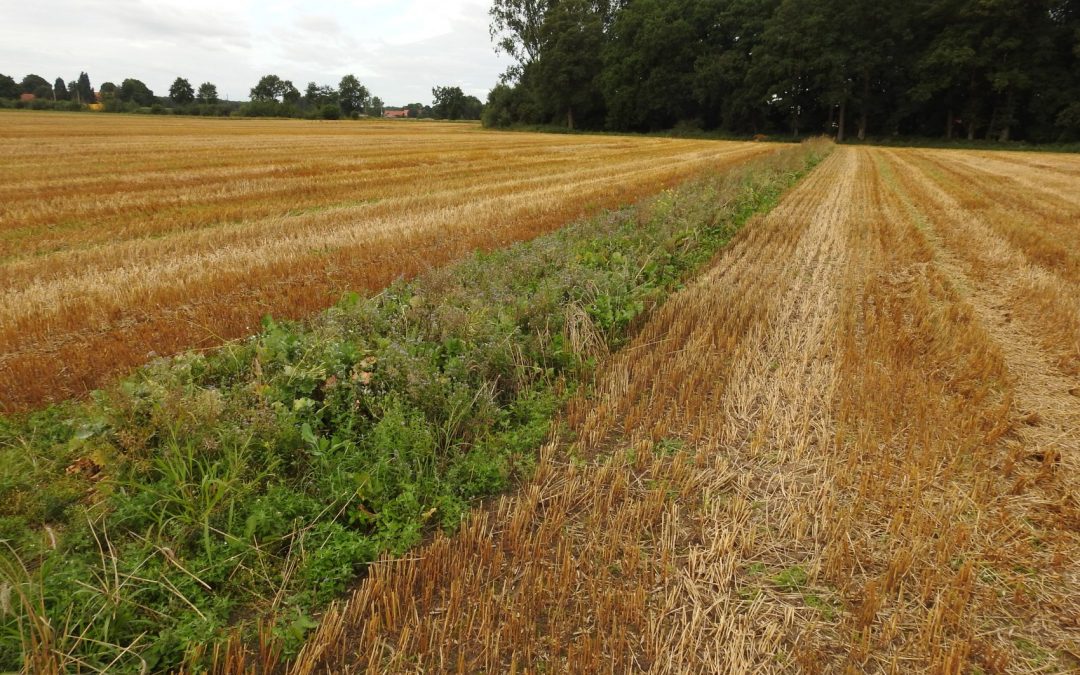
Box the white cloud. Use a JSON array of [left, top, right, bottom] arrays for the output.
[[0, 0, 509, 105]]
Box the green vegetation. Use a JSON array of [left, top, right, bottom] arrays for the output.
[[486, 0, 1080, 142], [0, 68, 471, 121], [0, 140, 830, 672], [772, 565, 809, 592]]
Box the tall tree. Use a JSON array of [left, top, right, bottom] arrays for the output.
[[250, 74, 284, 102], [169, 77, 195, 105], [281, 81, 301, 105], [432, 85, 468, 119], [692, 0, 779, 132], [53, 77, 69, 101], [490, 0, 552, 74], [76, 72, 94, 104], [196, 82, 219, 104], [338, 75, 370, 116], [482, 0, 1080, 140], [305, 82, 338, 108], [0, 74, 18, 99], [119, 78, 155, 105], [537, 0, 606, 128], [19, 74, 49, 95], [602, 0, 701, 131]]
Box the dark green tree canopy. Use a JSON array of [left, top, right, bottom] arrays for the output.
[[169, 77, 195, 105], [281, 81, 301, 105], [196, 82, 219, 104], [487, 0, 1080, 141], [19, 74, 49, 95], [119, 78, 155, 106], [0, 74, 18, 99], [431, 86, 483, 120], [250, 74, 281, 101], [305, 82, 339, 108], [76, 72, 94, 104], [53, 77, 69, 101], [338, 75, 370, 116]]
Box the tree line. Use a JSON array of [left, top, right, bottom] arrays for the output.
[[0, 71, 235, 115], [484, 0, 1080, 142], [0, 71, 483, 121]]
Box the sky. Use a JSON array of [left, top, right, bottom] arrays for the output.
[[0, 0, 511, 105]]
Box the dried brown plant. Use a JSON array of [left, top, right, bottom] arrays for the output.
[[0, 113, 770, 410]]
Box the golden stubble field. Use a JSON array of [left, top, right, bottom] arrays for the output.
[[282, 146, 1080, 673], [0, 112, 769, 410]]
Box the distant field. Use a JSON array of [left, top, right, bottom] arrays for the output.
[[0, 112, 768, 410]]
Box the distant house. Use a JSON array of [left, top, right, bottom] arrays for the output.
[[384, 109, 408, 119], [20, 93, 35, 102]]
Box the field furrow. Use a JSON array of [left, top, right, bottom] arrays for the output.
[[881, 149, 1080, 376], [290, 146, 1079, 673]]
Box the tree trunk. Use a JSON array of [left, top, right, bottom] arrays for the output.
[[967, 120, 976, 140], [858, 70, 870, 141], [566, 106, 575, 130], [946, 108, 954, 139], [997, 90, 1014, 142], [827, 104, 834, 133], [837, 101, 846, 143]]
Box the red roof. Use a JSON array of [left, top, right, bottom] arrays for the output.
[[20, 93, 35, 102], [384, 109, 408, 118]]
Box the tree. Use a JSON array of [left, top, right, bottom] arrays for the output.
[[368, 96, 385, 117], [76, 72, 94, 104], [536, 0, 605, 128], [170, 77, 195, 105], [54, 77, 69, 101], [196, 82, 219, 104], [490, 0, 552, 73], [431, 86, 481, 120], [281, 81, 301, 105], [602, 0, 698, 131], [250, 75, 300, 105], [691, 0, 779, 132], [338, 75, 370, 116], [305, 82, 338, 108], [250, 74, 284, 102], [20, 74, 49, 95], [99, 82, 117, 98], [481, 0, 1077, 139], [119, 78, 155, 106], [432, 85, 467, 119], [482, 83, 519, 126], [0, 74, 18, 99]]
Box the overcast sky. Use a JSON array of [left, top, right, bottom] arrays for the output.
[[0, 0, 511, 105]]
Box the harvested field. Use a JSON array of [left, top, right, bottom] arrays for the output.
[[0, 112, 767, 410], [288, 147, 1080, 673]]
